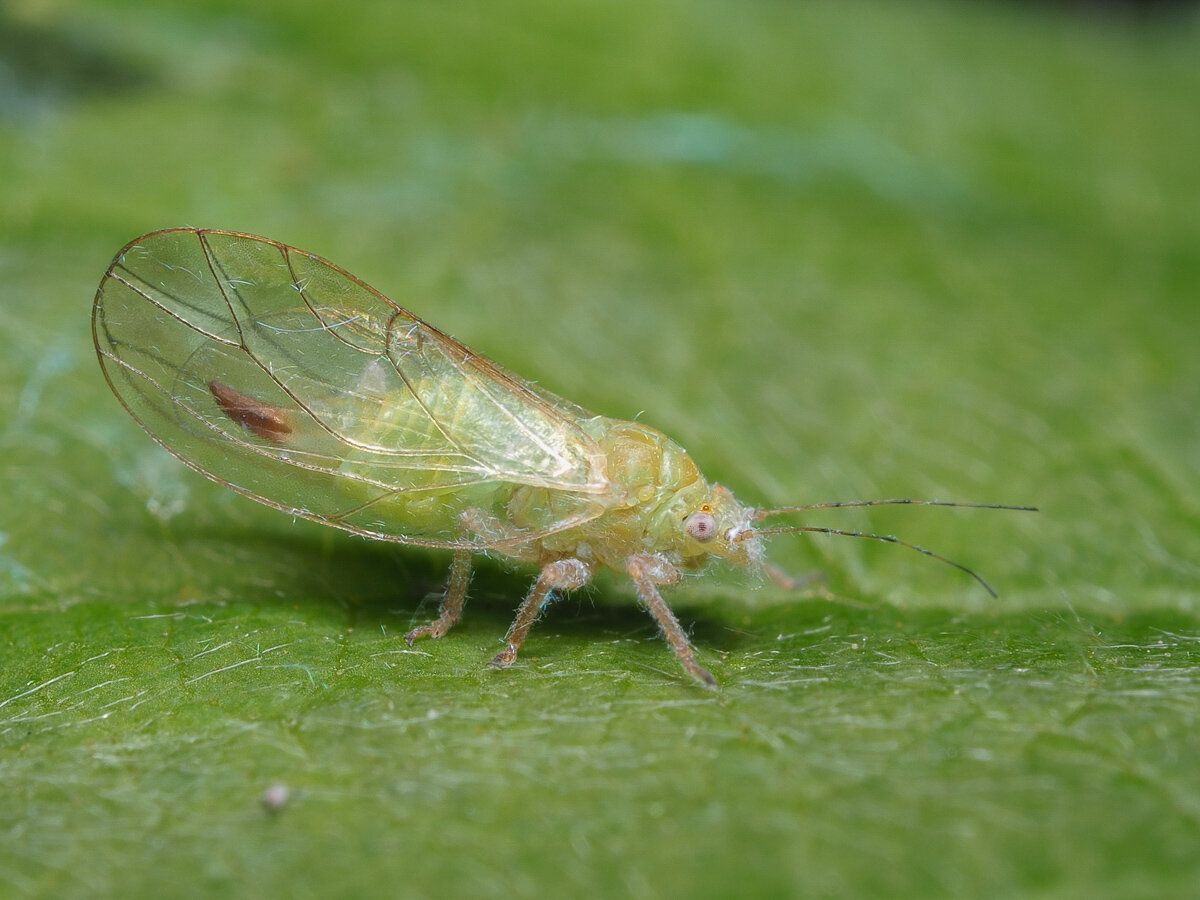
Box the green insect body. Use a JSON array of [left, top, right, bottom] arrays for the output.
[[93, 228, 1030, 686]]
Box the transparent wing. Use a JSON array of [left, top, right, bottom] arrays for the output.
[[92, 228, 610, 547]]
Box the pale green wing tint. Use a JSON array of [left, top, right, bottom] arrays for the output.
[[93, 229, 608, 547]]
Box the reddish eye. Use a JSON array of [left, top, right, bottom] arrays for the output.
[[685, 511, 717, 543]]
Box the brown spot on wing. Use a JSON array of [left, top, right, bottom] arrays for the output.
[[209, 381, 294, 444]]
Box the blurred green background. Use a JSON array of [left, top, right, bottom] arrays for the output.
[[2, 0, 1199, 897]]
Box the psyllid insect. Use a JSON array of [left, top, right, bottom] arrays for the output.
[[93, 229, 1035, 686]]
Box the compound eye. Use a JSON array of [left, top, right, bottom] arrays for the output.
[[684, 511, 718, 543]]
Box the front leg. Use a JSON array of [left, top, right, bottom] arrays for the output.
[[764, 563, 825, 592], [627, 554, 715, 688], [490, 558, 592, 670]]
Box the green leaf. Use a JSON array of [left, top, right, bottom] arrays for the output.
[[2, 0, 1198, 897]]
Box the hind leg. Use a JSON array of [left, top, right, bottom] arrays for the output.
[[404, 549, 473, 644]]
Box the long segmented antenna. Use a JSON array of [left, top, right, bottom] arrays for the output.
[[747, 524, 999, 597], [745, 500, 1038, 597], [752, 499, 1038, 520]]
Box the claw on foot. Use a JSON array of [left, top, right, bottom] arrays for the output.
[[489, 644, 518, 669], [685, 659, 717, 689], [404, 623, 441, 645]]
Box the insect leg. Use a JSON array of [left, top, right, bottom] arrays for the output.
[[627, 554, 715, 688], [489, 558, 591, 670], [405, 549, 473, 644], [764, 563, 826, 591]]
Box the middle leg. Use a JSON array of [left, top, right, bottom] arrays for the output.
[[490, 558, 592, 669]]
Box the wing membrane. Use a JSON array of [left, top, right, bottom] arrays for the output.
[[93, 228, 610, 547]]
